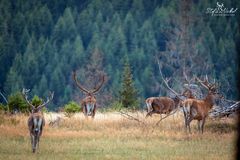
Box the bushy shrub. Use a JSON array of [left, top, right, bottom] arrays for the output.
[[0, 103, 6, 111], [8, 92, 30, 113], [7, 92, 48, 113], [110, 101, 123, 111], [31, 95, 43, 107], [99, 101, 125, 112], [31, 95, 49, 113], [63, 101, 81, 117]]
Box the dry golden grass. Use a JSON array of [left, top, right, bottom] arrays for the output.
[[0, 111, 237, 160]]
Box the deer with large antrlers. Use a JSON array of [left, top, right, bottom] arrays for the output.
[[22, 88, 54, 153], [72, 71, 105, 118], [182, 76, 222, 133]]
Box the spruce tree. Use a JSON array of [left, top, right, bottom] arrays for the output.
[[119, 59, 138, 110]]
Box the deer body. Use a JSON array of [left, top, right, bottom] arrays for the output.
[[146, 97, 180, 117], [81, 95, 97, 117], [28, 111, 45, 153], [182, 76, 219, 133]]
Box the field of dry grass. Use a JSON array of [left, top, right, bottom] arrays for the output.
[[0, 111, 238, 160]]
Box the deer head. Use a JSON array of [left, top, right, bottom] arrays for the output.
[[72, 71, 105, 117], [22, 88, 54, 113], [195, 75, 219, 94], [195, 75, 223, 104]]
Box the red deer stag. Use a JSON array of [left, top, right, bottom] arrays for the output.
[[182, 76, 221, 133], [22, 88, 54, 153], [72, 71, 105, 118]]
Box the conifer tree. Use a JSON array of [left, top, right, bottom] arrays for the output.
[[119, 59, 138, 109]]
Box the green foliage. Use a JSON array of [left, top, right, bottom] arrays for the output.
[[29, 95, 50, 112], [119, 60, 139, 110], [63, 101, 81, 117], [0, 103, 6, 112], [0, 0, 239, 110], [8, 92, 30, 113], [31, 95, 43, 107], [100, 101, 123, 112]]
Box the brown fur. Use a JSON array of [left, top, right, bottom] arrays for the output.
[[28, 112, 45, 135], [28, 110, 45, 153], [182, 91, 217, 133], [146, 97, 180, 117], [182, 89, 195, 99], [146, 89, 195, 117], [81, 95, 97, 118]]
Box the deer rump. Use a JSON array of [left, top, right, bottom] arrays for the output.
[[147, 97, 177, 115]]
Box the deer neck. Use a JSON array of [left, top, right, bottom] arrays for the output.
[[173, 97, 180, 108], [32, 108, 43, 116], [204, 93, 215, 109]]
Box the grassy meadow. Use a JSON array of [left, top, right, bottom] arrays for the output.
[[0, 111, 237, 160]]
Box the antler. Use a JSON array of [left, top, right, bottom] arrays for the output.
[[183, 67, 195, 87], [22, 88, 35, 109], [195, 75, 218, 92], [72, 71, 90, 94], [37, 92, 54, 110], [195, 76, 209, 90], [157, 59, 182, 99], [91, 75, 105, 94]]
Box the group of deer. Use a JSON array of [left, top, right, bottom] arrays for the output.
[[22, 65, 220, 153], [145, 72, 221, 134], [22, 71, 104, 153]]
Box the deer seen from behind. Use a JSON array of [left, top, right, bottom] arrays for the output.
[[22, 89, 54, 153]]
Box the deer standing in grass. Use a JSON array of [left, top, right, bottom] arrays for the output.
[[72, 71, 105, 118], [22, 89, 54, 153], [146, 61, 194, 118], [182, 76, 221, 133]]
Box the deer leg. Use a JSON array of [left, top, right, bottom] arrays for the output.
[[34, 135, 38, 153], [32, 135, 36, 153], [91, 104, 96, 119], [200, 118, 205, 134], [146, 112, 149, 117], [184, 117, 188, 133], [146, 102, 154, 116], [182, 107, 189, 133], [186, 116, 193, 134], [37, 135, 40, 149], [198, 120, 201, 133], [83, 106, 88, 118], [146, 111, 153, 118], [183, 109, 188, 131], [30, 133, 34, 152], [91, 109, 95, 119]]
